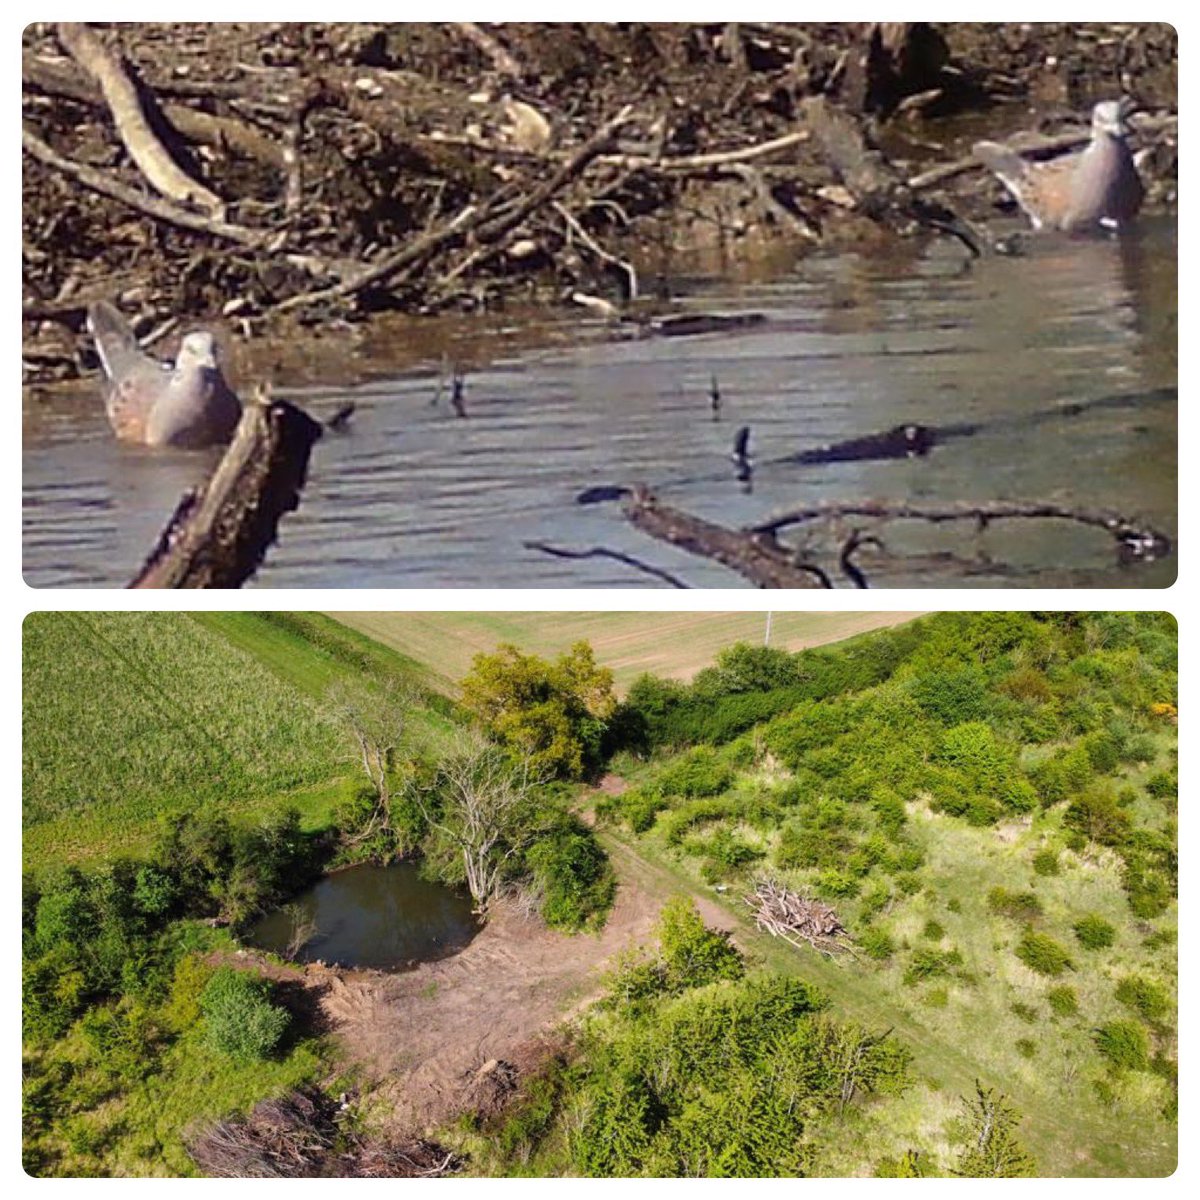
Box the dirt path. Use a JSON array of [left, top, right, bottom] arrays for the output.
[[313, 803, 733, 1134]]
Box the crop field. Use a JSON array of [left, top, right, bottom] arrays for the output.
[[327, 611, 923, 692], [22, 612, 447, 869]]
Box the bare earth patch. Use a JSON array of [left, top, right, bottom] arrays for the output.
[[306, 839, 732, 1134]]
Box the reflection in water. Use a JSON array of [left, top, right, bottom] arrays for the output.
[[23, 218, 1176, 588], [247, 862, 479, 971]]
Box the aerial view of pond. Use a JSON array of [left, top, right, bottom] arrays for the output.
[[247, 862, 480, 972]]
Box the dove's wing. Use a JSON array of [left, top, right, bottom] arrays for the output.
[[88, 301, 173, 439]]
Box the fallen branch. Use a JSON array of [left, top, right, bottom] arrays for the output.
[[22, 127, 264, 247], [595, 128, 809, 174], [621, 486, 832, 588], [452, 22, 526, 79], [56, 22, 226, 216], [129, 391, 323, 588], [751, 498, 1172, 562]]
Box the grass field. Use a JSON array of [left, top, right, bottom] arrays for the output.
[[22, 612, 449, 870], [326, 611, 924, 693]]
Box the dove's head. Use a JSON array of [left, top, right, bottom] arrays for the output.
[[176, 330, 219, 372], [1092, 98, 1136, 138]]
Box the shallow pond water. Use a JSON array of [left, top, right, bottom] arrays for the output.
[[246, 862, 479, 971], [23, 217, 1176, 588]]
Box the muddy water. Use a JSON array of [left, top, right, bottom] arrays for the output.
[[247, 862, 479, 971], [23, 218, 1176, 588]]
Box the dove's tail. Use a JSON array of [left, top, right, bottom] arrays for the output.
[[87, 300, 142, 382]]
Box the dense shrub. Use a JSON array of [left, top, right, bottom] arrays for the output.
[[1046, 986, 1079, 1017], [987, 888, 1044, 923], [199, 968, 290, 1062], [655, 747, 735, 799], [902, 947, 963, 986], [860, 927, 896, 961], [1072, 914, 1116, 950], [1014, 931, 1073, 977], [1093, 1020, 1150, 1071], [657, 897, 744, 991], [1114, 975, 1171, 1025], [527, 825, 615, 931], [1032, 848, 1061, 876]]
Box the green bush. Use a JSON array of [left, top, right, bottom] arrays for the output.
[[922, 920, 946, 941], [902, 947, 962, 987], [1072, 914, 1116, 950], [1114, 975, 1171, 1025], [655, 747, 734, 798], [199, 967, 291, 1062], [1032, 848, 1060, 876], [527, 825, 615, 931], [1094, 1020, 1150, 1071], [657, 897, 743, 991], [1015, 1038, 1036, 1059], [987, 888, 1044, 923], [1011, 1001, 1037, 1024], [1014, 931, 1073, 977], [860, 927, 896, 961], [1046, 986, 1078, 1017], [1145, 771, 1177, 800]]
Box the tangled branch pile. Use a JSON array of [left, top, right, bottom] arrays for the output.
[[745, 879, 855, 956], [186, 1088, 459, 1178]]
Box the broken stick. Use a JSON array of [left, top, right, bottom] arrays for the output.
[[129, 393, 323, 588]]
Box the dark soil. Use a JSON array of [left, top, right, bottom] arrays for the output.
[[23, 22, 1177, 385]]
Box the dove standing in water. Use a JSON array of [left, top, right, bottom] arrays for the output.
[[87, 300, 242, 447], [973, 98, 1144, 233]]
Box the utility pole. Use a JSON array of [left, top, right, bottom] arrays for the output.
[[764, 611, 773, 646]]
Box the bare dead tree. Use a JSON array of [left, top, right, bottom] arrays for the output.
[[416, 730, 544, 914], [282, 903, 317, 961]]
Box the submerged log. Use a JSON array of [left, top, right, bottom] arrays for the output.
[[129, 392, 323, 589]]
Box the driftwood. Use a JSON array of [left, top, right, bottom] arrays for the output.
[[56, 22, 226, 216], [622, 486, 832, 589], [577, 486, 1171, 588], [745, 879, 854, 957], [129, 391, 323, 588]]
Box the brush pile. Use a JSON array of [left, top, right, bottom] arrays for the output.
[[186, 1088, 459, 1178], [744, 878, 855, 956]]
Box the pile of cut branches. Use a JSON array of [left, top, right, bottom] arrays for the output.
[[187, 1087, 459, 1178], [745, 879, 855, 957]]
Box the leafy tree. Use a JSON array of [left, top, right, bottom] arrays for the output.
[[953, 1082, 1036, 1177], [199, 967, 290, 1062], [460, 642, 617, 779], [326, 677, 419, 860]]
